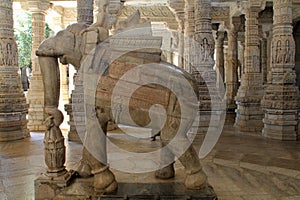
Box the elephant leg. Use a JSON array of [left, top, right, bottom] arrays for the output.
[[178, 146, 207, 190], [160, 115, 207, 190], [155, 139, 175, 179], [77, 148, 93, 177], [78, 108, 117, 193], [91, 108, 117, 193]]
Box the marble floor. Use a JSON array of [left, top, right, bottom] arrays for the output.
[[1, 125, 300, 200]]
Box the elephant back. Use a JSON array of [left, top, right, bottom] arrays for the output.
[[80, 37, 199, 129]]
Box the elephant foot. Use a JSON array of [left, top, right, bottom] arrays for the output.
[[92, 166, 118, 194], [76, 160, 92, 178], [155, 164, 175, 179], [185, 169, 207, 190]]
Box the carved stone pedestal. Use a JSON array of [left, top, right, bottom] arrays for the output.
[[34, 170, 75, 200], [262, 108, 298, 140], [235, 74, 264, 133], [54, 179, 217, 200]]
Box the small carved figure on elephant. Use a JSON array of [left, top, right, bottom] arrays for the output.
[[37, 11, 208, 194]]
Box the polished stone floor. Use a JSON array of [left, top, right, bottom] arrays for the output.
[[1, 125, 300, 200]]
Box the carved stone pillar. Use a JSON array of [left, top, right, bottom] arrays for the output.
[[225, 23, 239, 121], [235, 3, 264, 133], [215, 31, 225, 89], [77, 0, 93, 24], [261, 0, 299, 140], [0, 0, 28, 141], [184, 0, 195, 72], [192, 0, 222, 135], [27, 0, 50, 132]]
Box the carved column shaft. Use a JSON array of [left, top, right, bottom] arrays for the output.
[[261, 0, 299, 140], [215, 30, 225, 89], [184, 0, 195, 72], [77, 0, 94, 24], [32, 13, 45, 73], [235, 5, 264, 133], [169, 0, 185, 68], [225, 25, 239, 110], [0, 0, 28, 141], [27, 1, 49, 132]]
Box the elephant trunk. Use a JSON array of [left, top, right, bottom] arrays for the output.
[[39, 56, 60, 108]]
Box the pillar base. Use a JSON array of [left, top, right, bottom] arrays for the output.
[[235, 75, 264, 134], [262, 109, 298, 141], [0, 113, 29, 142], [27, 74, 45, 132], [235, 102, 264, 133], [225, 107, 236, 125], [34, 170, 76, 200]]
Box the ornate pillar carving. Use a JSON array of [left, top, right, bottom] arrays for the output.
[[215, 30, 225, 89], [77, 0, 94, 24], [192, 0, 223, 135], [26, 0, 50, 132], [169, 0, 185, 68], [0, 0, 28, 141], [225, 19, 240, 120], [235, 2, 264, 133], [261, 0, 299, 140], [184, 0, 195, 72]]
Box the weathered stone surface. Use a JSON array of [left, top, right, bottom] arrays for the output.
[[0, 0, 28, 141], [262, 0, 299, 141]]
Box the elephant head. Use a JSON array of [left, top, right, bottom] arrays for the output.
[[36, 22, 109, 111], [36, 22, 109, 68]]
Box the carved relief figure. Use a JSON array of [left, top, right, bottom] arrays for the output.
[[12, 43, 17, 66], [203, 38, 209, 62], [276, 40, 283, 63], [6, 43, 13, 66], [0, 42, 4, 66], [284, 39, 290, 63]]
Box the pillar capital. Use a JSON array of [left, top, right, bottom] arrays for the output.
[[248, 0, 266, 12], [168, 0, 185, 30], [21, 0, 50, 15], [216, 31, 225, 43]]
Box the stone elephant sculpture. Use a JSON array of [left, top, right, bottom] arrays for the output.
[[36, 22, 207, 193]]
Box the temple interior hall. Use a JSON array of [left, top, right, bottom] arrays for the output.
[[1, 0, 300, 199]]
